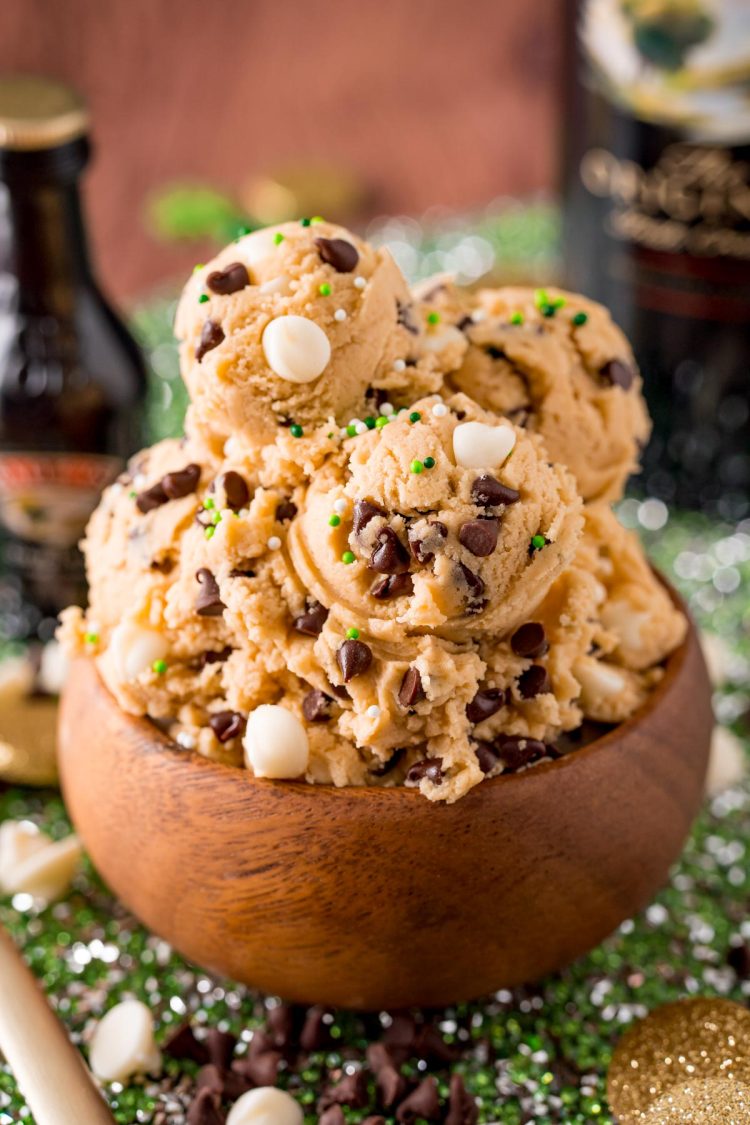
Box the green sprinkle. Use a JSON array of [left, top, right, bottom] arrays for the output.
[[198, 293, 209, 304], [375, 416, 388, 429], [410, 459, 424, 474], [534, 288, 549, 308], [152, 659, 168, 676], [409, 411, 422, 424], [290, 424, 304, 438], [233, 510, 240, 517], [346, 627, 360, 640], [341, 550, 355, 564], [541, 303, 557, 318], [300, 217, 312, 227], [427, 311, 441, 325], [328, 514, 341, 527], [84, 632, 99, 646], [274, 232, 285, 245], [530, 533, 547, 551], [204, 498, 215, 510], [510, 311, 524, 325], [128, 490, 137, 500], [211, 511, 222, 525], [327, 432, 334, 439], [235, 224, 252, 238], [347, 424, 358, 437], [319, 283, 332, 296], [423, 456, 436, 469], [192, 263, 204, 273], [364, 416, 376, 430], [572, 311, 589, 326], [204, 526, 215, 540], [311, 215, 324, 224]]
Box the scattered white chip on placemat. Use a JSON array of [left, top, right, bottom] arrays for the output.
[[0, 821, 83, 902], [452, 421, 516, 469], [89, 999, 162, 1083], [226, 1087, 303, 1125], [706, 726, 747, 797]]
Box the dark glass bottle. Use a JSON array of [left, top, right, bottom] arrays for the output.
[[0, 76, 147, 642], [561, 0, 750, 517]]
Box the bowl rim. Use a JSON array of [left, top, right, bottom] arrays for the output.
[[81, 576, 694, 805]]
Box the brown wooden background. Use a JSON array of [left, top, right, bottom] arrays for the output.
[[0, 0, 563, 302]]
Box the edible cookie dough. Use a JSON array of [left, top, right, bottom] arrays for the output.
[[60, 220, 686, 802], [414, 279, 651, 503]]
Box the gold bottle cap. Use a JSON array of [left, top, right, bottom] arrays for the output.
[[0, 75, 89, 151]]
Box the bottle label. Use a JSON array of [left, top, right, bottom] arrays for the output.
[[0, 452, 120, 548], [579, 0, 750, 143]]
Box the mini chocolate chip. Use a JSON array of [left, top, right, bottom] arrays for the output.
[[398, 666, 425, 708], [315, 236, 360, 273], [456, 314, 474, 333], [377, 1065, 408, 1109], [205, 1027, 237, 1070], [459, 517, 500, 557], [371, 527, 410, 574], [206, 261, 249, 295], [445, 1073, 479, 1125], [466, 688, 506, 724], [195, 645, 233, 668], [370, 572, 413, 599], [396, 299, 419, 335], [396, 1076, 441, 1123], [511, 622, 548, 659], [209, 711, 246, 743], [299, 1005, 331, 1052], [219, 470, 249, 510], [163, 1021, 210, 1065], [486, 344, 505, 359], [495, 734, 547, 771], [195, 568, 225, 617], [275, 499, 298, 522], [195, 320, 225, 361], [150, 556, 175, 574], [293, 601, 329, 637], [337, 639, 373, 682], [457, 561, 486, 606], [408, 520, 447, 564], [135, 481, 168, 513], [474, 741, 501, 774], [229, 566, 255, 578], [303, 689, 334, 722], [353, 499, 385, 536], [330, 682, 349, 699], [162, 463, 201, 499], [600, 359, 635, 390], [471, 474, 520, 508], [186, 1087, 224, 1125], [319, 1070, 368, 1110], [518, 664, 552, 699], [406, 758, 443, 785]]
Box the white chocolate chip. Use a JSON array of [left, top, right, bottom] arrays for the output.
[[109, 622, 168, 682], [89, 1000, 162, 1083], [420, 325, 465, 353], [574, 657, 626, 708], [262, 315, 330, 384], [706, 726, 747, 797], [259, 274, 291, 296], [0, 822, 82, 902], [0, 821, 48, 890], [452, 421, 516, 469], [227, 1087, 303, 1125], [176, 731, 196, 750], [244, 705, 309, 779], [600, 599, 649, 654], [234, 228, 282, 271]]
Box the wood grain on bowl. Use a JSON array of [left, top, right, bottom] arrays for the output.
[[58, 594, 712, 1010]]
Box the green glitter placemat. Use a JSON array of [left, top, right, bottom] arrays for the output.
[[1, 506, 749, 1124]]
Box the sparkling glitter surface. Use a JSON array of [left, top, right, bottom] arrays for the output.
[[640, 1077, 750, 1123], [0, 509, 749, 1124], [607, 999, 750, 1121]]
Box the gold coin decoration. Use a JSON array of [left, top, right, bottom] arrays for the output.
[[640, 1077, 750, 1123], [607, 998, 750, 1122]]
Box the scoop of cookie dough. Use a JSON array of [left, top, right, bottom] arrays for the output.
[[289, 393, 583, 643], [175, 220, 441, 458], [416, 280, 651, 502]]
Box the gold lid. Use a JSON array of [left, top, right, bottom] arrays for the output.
[[0, 75, 89, 151]]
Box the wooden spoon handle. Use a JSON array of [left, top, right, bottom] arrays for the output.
[[0, 925, 115, 1125]]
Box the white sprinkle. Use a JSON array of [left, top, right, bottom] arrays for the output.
[[334, 308, 347, 322], [432, 403, 449, 417], [366, 705, 381, 719], [333, 498, 348, 515], [472, 308, 487, 322], [176, 732, 196, 750], [109, 482, 124, 498], [393, 359, 406, 372], [355, 422, 368, 435], [267, 536, 282, 551], [339, 427, 349, 438], [380, 402, 394, 416], [348, 418, 361, 428], [353, 276, 367, 290], [133, 473, 147, 490]]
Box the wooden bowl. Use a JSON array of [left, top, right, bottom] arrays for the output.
[[58, 599, 712, 1010]]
